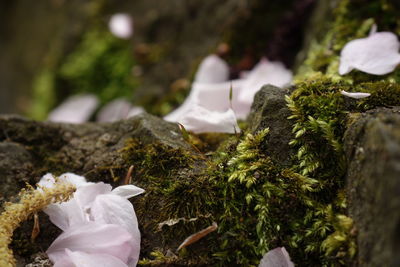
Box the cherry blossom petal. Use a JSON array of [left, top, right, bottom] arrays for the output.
[[258, 247, 295, 267], [111, 185, 145, 199], [97, 98, 132, 122], [340, 90, 371, 99], [90, 194, 141, 265], [48, 94, 99, 124], [63, 250, 128, 267], [47, 222, 133, 264], [179, 106, 240, 134], [238, 59, 292, 116], [38, 173, 88, 189], [44, 199, 85, 231], [109, 14, 133, 39], [339, 31, 400, 75], [194, 54, 229, 83], [164, 80, 246, 122], [127, 106, 145, 118], [90, 194, 140, 240], [73, 182, 112, 212]]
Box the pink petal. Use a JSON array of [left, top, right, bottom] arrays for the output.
[[109, 14, 133, 39], [180, 106, 240, 134], [38, 173, 88, 189], [339, 31, 400, 75], [90, 194, 141, 265], [48, 94, 99, 124], [258, 247, 294, 267], [238, 59, 292, 115], [111, 185, 145, 199], [65, 249, 128, 267], [127, 106, 145, 118], [96, 98, 133, 122], [44, 199, 85, 231], [194, 54, 229, 83], [47, 222, 133, 264], [90, 195, 140, 242], [59, 173, 88, 187], [74, 182, 112, 212], [38, 173, 57, 188]]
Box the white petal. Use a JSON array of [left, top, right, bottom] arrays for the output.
[[164, 80, 247, 122], [96, 98, 133, 122], [339, 31, 400, 75], [180, 106, 240, 134], [194, 54, 229, 83], [38, 173, 56, 188], [58, 173, 88, 188], [91, 194, 140, 241], [192, 79, 245, 113], [44, 199, 86, 231], [48, 94, 99, 124], [90, 194, 141, 265], [74, 182, 112, 212], [64, 250, 128, 267], [238, 59, 292, 115], [47, 222, 134, 264], [127, 106, 145, 118], [340, 90, 371, 99], [259, 247, 295, 267], [109, 14, 133, 39], [111, 185, 145, 199]]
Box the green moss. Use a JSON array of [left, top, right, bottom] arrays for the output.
[[58, 30, 138, 106]]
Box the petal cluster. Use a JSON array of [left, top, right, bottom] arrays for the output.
[[164, 54, 292, 133], [339, 30, 400, 75], [39, 173, 144, 267]]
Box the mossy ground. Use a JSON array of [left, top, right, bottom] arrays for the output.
[[5, 0, 400, 266]]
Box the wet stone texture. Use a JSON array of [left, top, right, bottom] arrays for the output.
[[344, 107, 400, 267], [247, 84, 294, 166]]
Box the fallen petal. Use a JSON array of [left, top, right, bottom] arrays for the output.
[[109, 13, 133, 39], [179, 106, 240, 134], [194, 54, 229, 84], [96, 98, 133, 122], [127, 106, 145, 118], [340, 90, 371, 99], [38, 172, 88, 189], [339, 31, 400, 75], [111, 185, 145, 199], [73, 182, 112, 212], [238, 59, 292, 116], [258, 247, 295, 267], [44, 199, 86, 231], [64, 250, 128, 267], [47, 222, 133, 264], [48, 94, 99, 124], [90, 194, 140, 265]]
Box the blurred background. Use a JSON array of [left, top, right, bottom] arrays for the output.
[[0, 0, 316, 120]]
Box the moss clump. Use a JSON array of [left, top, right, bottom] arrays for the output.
[[0, 183, 75, 267], [58, 30, 138, 106]]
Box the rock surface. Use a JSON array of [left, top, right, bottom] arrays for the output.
[[0, 113, 194, 265], [344, 107, 400, 267], [247, 84, 294, 165]]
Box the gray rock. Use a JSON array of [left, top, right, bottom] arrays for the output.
[[344, 107, 400, 267], [0, 113, 191, 183], [247, 85, 294, 166], [0, 141, 33, 204]]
